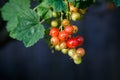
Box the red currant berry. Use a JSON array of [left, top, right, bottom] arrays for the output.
[[73, 53, 81, 61], [49, 28, 59, 37], [80, 8, 87, 14], [76, 36, 84, 46], [67, 37, 79, 48], [55, 44, 61, 51], [73, 25, 78, 33], [73, 55, 82, 64], [64, 25, 74, 35], [68, 49, 76, 58], [61, 49, 68, 54], [51, 20, 58, 27], [76, 48, 85, 57], [71, 12, 80, 21], [62, 19, 70, 26], [60, 41, 67, 49], [52, 12, 57, 17], [58, 30, 69, 41], [50, 36, 59, 45], [70, 5, 78, 12]]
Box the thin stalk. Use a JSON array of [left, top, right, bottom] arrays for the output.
[[59, 12, 63, 31], [65, 0, 70, 20], [40, 19, 45, 24]]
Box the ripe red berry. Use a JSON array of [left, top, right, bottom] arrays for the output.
[[76, 36, 84, 46], [50, 36, 59, 45], [49, 28, 59, 37], [67, 37, 79, 48], [64, 25, 74, 35], [58, 30, 69, 41]]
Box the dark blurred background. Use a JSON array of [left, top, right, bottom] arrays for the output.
[[0, 0, 120, 80]]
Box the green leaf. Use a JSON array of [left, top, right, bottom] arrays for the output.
[[44, 9, 52, 19], [6, 17, 18, 32], [42, 0, 67, 12], [1, 0, 45, 47], [1, 0, 30, 21], [10, 9, 45, 47], [41, 0, 53, 7], [113, 0, 120, 7], [68, 0, 80, 2], [52, 0, 67, 12], [9, 0, 30, 8], [37, 6, 52, 20]]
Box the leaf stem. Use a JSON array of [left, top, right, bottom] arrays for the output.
[[40, 19, 45, 24], [65, 0, 70, 20]]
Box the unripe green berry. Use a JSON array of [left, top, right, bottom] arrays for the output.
[[74, 58, 82, 64], [55, 44, 61, 51], [68, 49, 76, 58], [61, 49, 68, 54], [52, 12, 57, 17], [71, 12, 80, 21]]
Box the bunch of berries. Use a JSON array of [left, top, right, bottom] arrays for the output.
[[48, 2, 87, 64], [49, 19, 85, 64]]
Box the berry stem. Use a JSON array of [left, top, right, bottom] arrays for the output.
[[40, 19, 45, 24], [59, 12, 63, 31], [65, 0, 70, 20]]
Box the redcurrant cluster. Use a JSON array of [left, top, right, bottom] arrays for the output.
[[49, 19, 85, 64], [48, 2, 86, 64]]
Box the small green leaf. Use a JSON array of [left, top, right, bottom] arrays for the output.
[[41, 0, 67, 12], [44, 9, 52, 19], [41, 0, 54, 7], [37, 6, 48, 16], [10, 9, 45, 47], [37, 6, 52, 20], [52, 0, 67, 12]]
